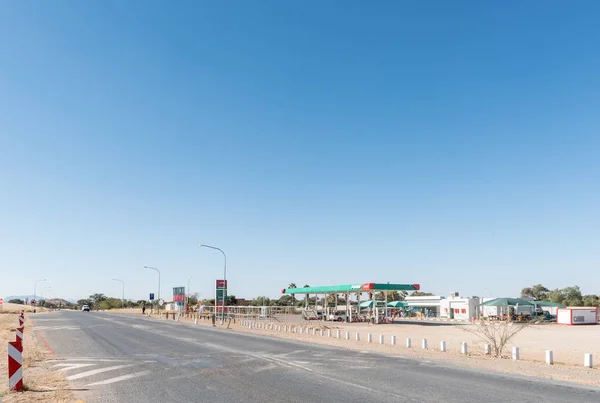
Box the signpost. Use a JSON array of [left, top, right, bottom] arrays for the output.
[[173, 287, 185, 319], [215, 280, 228, 320]]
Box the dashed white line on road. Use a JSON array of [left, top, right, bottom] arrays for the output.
[[85, 370, 152, 386]]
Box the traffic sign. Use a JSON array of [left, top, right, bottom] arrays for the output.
[[149, 293, 155, 301], [158, 299, 164, 306]]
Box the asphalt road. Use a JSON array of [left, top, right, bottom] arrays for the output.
[[32, 311, 600, 403]]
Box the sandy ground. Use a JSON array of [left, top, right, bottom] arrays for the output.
[[139, 312, 600, 388], [0, 303, 48, 314], [0, 311, 73, 402]]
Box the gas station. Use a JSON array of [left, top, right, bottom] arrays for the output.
[[281, 282, 420, 324]]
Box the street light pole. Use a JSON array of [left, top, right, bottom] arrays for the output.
[[112, 279, 125, 309], [187, 276, 192, 308], [33, 278, 47, 307], [199, 244, 227, 322], [143, 266, 161, 305]]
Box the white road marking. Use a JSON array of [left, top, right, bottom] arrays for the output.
[[34, 326, 82, 331], [66, 364, 139, 380], [53, 363, 97, 371], [48, 358, 125, 362], [85, 370, 151, 386]]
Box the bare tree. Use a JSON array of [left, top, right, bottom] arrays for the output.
[[460, 320, 531, 358]]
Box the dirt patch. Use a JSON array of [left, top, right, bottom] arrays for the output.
[[0, 313, 73, 402]]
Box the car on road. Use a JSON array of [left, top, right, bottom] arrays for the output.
[[81, 304, 90, 312]]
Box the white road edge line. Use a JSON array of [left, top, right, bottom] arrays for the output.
[[66, 364, 139, 381], [85, 370, 152, 386]]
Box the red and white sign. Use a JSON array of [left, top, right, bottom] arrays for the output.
[[0, 297, 4, 304], [216, 280, 227, 288], [8, 340, 23, 391]]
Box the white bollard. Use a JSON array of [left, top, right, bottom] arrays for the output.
[[313, 328, 317, 336], [546, 350, 554, 365], [368, 333, 373, 343], [300, 327, 304, 334], [336, 329, 341, 338], [277, 325, 281, 331], [461, 342, 468, 355], [484, 344, 491, 355], [328, 329, 332, 337], [379, 335, 384, 344], [391, 335, 396, 346], [194, 318, 198, 325], [406, 337, 412, 348], [356, 332, 360, 341], [440, 341, 446, 352], [584, 353, 593, 368], [512, 347, 520, 360], [249, 322, 252, 329], [346, 331, 350, 340], [422, 339, 428, 350], [320, 329, 324, 336]]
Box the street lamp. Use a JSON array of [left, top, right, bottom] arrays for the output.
[[112, 279, 125, 309], [143, 266, 161, 306], [186, 276, 192, 307], [199, 244, 227, 322], [33, 279, 47, 307]]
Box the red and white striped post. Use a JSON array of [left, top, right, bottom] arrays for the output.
[[8, 340, 23, 391], [15, 327, 24, 346]]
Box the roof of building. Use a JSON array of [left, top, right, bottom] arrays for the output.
[[282, 283, 420, 295]]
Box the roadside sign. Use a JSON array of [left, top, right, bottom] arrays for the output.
[[158, 299, 164, 306], [0, 297, 4, 304], [149, 293, 155, 301]]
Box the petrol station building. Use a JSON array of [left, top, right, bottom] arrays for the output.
[[281, 282, 420, 323]]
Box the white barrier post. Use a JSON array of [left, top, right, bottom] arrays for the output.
[[406, 337, 412, 348], [584, 354, 593, 368], [512, 347, 520, 360], [313, 328, 317, 336], [440, 341, 446, 352], [300, 327, 304, 334], [391, 335, 396, 346], [484, 344, 491, 355], [379, 335, 384, 344], [320, 329, 324, 336], [327, 329, 332, 337], [422, 339, 427, 350], [368, 333, 373, 343], [194, 317, 198, 325], [356, 332, 360, 341], [346, 331, 350, 340], [461, 342, 468, 355], [546, 350, 554, 365], [336, 329, 341, 338]]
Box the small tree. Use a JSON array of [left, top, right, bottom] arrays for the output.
[[8, 299, 25, 305], [460, 320, 530, 358]]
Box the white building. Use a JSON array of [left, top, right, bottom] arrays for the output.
[[440, 295, 480, 321]]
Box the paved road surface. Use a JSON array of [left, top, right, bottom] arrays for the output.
[[32, 311, 600, 403]]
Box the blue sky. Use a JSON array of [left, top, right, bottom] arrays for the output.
[[1, 1, 599, 302]]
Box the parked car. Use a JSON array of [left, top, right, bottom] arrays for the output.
[[82, 305, 90, 312], [328, 311, 346, 322]]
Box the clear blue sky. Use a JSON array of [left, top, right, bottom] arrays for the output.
[[1, 1, 599, 302]]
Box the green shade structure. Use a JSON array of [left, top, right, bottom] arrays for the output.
[[387, 301, 408, 307], [480, 298, 534, 307]]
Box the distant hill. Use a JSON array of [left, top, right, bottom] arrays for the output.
[[3, 295, 77, 304]]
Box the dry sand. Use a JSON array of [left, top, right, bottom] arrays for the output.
[[0, 311, 73, 403]]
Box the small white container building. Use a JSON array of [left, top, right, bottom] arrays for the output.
[[439, 293, 480, 321], [556, 307, 599, 325]]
